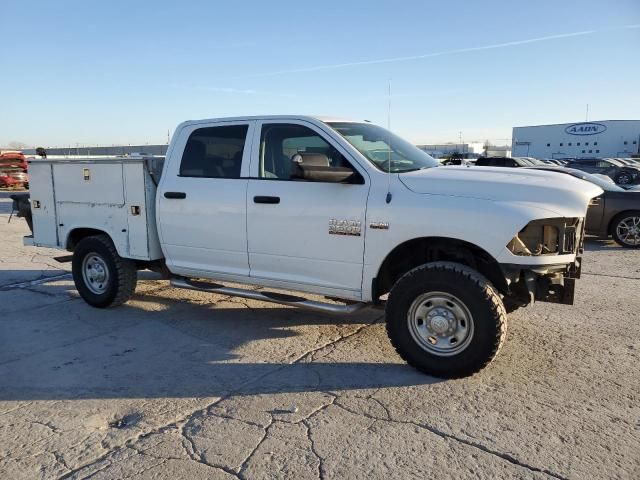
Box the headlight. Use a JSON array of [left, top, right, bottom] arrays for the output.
[[507, 217, 582, 256]]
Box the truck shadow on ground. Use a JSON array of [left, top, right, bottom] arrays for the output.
[[0, 282, 442, 401]]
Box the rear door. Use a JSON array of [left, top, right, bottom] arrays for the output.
[[157, 121, 255, 277]]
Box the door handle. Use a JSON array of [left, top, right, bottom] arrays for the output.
[[253, 195, 280, 204], [164, 192, 186, 199]]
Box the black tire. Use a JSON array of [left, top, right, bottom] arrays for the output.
[[611, 211, 640, 249], [615, 171, 633, 185], [385, 261, 507, 378], [72, 234, 137, 308]]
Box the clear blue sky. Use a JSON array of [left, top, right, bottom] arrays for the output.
[[1, 0, 639, 148]]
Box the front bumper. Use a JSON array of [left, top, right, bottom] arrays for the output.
[[501, 256, 582, 306]]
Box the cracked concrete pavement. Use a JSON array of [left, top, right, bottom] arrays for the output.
[[0, 190, 639, 479]]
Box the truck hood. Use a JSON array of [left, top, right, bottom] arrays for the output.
[[399, 166, 603, 217]]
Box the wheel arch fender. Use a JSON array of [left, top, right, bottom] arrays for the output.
[[65, 228, 125, 256], [372, 236, 508, 301]]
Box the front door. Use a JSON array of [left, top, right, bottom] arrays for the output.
[[246, 121, 370, 296], [158, 121, 255, 277]]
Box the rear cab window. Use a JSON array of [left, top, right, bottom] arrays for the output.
[[180, 125, 248, 178]]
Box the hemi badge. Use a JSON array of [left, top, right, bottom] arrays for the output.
[[370, 222, 389, 230]]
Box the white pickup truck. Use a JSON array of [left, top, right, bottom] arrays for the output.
[[19, 115, 602, 378]]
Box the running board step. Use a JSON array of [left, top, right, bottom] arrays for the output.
[[170, 277, 368, 315]]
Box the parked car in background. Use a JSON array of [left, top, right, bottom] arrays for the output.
[[528, 166, 640, 248], [565, 158, 640, 186], [0, 151, 29, 189], [545, 159, 568, 166], [475, 156, 528, 167], [517, 157, 552, 166], [475, 156, 552, 168], [617, 158, 640, 168], [440, 157, 476, 166]]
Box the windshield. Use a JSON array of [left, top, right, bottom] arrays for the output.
[[327, 122, 440, 173]]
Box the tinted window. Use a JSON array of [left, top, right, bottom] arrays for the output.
[[180, 125, 248, 178], [259, 124, 353, 180]]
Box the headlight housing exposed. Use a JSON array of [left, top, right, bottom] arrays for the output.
[[507, 217, 583, 256]]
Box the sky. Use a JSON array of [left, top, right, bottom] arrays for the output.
[[1, 0, 639, 148]]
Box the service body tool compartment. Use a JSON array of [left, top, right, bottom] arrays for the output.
[[27, 158, 162, 260], [26, 161, 58, 247]]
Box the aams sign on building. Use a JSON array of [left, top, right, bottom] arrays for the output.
[[512, 120, 640, 159]]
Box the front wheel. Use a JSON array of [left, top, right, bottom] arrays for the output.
[[72, 234, 138, 308], [385, 262, 507, 378], [611, 211, 640, 248]]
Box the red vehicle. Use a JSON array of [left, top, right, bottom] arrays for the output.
[[0, 151, 29, 189]]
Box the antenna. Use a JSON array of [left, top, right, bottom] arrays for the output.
[[586, 104, 589, 121], [386, 79, 392, 204]]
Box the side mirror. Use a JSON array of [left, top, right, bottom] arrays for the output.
[[290, 154, 363, 184], [300, 164, 359, 183]]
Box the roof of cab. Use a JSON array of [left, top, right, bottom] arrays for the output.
[[178, 115, 367, 127]]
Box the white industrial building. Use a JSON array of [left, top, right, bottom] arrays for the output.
[[512, 120, 640, 159]]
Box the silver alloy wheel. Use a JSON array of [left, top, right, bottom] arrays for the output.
[[617, 173, 632, 185], [82, 254, 110, 294], [616, 216, 640, 246], [407, 292, 474, 357]]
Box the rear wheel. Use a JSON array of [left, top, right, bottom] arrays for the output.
[[72, 235, 137, 308], [385, 262, 507, 378], [611, 211, 640, 248]]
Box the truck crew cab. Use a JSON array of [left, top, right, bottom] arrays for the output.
[[21, 116, 602, 378]]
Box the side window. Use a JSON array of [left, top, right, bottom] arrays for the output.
[[259, 123, 353, 180], [596, 160, 611, 168], [180, 125, 248, 178]]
